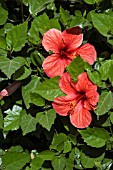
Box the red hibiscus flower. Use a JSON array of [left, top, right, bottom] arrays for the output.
[[42, 27, 96, 78], [52, 72, 99, 128]]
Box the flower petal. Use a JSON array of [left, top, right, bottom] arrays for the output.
[[70, 101, 92, 128], [77, 43, 96, 65], [52, 95, 76, 116], [59, 72, 77, 95], [62, 26, 83, 51], [42, 54, 70, 78], [76, 72, 96, 92], [84, 90, 99, 110], [42, 28, 62, 53]]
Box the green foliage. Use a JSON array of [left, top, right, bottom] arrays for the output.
[[2, 152, 30, 170], [0, 5, 8, 25], [21, 112, 37, 135], [78, 127, 110, 148], [66, 57, 86, 81], [4, 105, 23, 131], [1, 0, 113, 169], [36, 109, 56, 131], [0, 57, 25, 78], [95, 91, 113, 116], [6, 22, 28, 52], [34, 76, 65, 101]]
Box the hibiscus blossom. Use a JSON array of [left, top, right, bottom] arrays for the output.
[[42, 27, 96, 78], [52, 72, 99, 128]]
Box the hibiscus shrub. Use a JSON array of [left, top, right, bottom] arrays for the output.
[[0, 0, 113, 169]]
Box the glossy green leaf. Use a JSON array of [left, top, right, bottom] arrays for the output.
[[6, 22, 27, 51], [0, 56, 25, 78], [52, 156, 66, 170], [34, 76, 65, 101], [91, 12, 113, 37], [30, 93, 45, 106], [22, 76, 41, 109], [15, 67, 31, 80], [78, 127, 110, 148], [4, 105, 22, 131], [0, 6, 8, 25], [63, 141, 72, 153], [66, 57, 86, 81], [28, 0, 54, 16], [99, 59, 113, 85], [36, 109, 56, 131], [87, 70, 101, 85], [95, 91, 113, 116], [38, 150, 55, 160], [9, 146, 23, 152], [2, 152, 30, 170], [30, 157, 44, 170], [21, 113, 37, 135]]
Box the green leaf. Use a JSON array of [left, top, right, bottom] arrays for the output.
[[30, 93, 45, 107], [9, 146, 23, 152], [29, 13, 61, 43], [38, 150, 55, 160], [60, 6, 71, 26], [0, 109, 3, 129], [52, 156, 66, 170], [95, 91, 113, 116], [4, 105, 22, 131], [70, 11, 84, 27], [109, 112, 113, 124], [0, 56, 25, 78], [87, 70, 101, 85], [91, 12, 113, 37], [50, 133, 67, 151], [21, 113, 37, 135], [0, 6, 8, 25], [66, 57, 86, 81], [80, 152, 94, 168], [28, 0, 54, 16], [99, 60, 113, 84], [36, 109, 56, 131], [63, 141, 72, 153], [34, 76, 65, 101], [2, 152, 30, 170], [22, 76, 41, 109], [15, 67, 31, 80], [84, 0, 102, 4], [0, 36, 7, 49], [78, 127, 110, 148], [6, 22, 28, 52], [30, 157, 44, 170]]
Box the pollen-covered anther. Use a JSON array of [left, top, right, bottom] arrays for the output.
[[72, 52, 77, 59], [70, 101, 76, 108]]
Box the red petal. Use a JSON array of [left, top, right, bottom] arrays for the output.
[[42, 28, 62, 53], [62, 26, 83, 51], [42, 54, 70, 78], [76, 72, 98, 92], [52, 95, 76, 116], [70, 101, 92, 128], [77, 43, 96, 65], [84, 90, 99, 110], [76, 72, 94, 92], [59, 72, 77, 95]]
